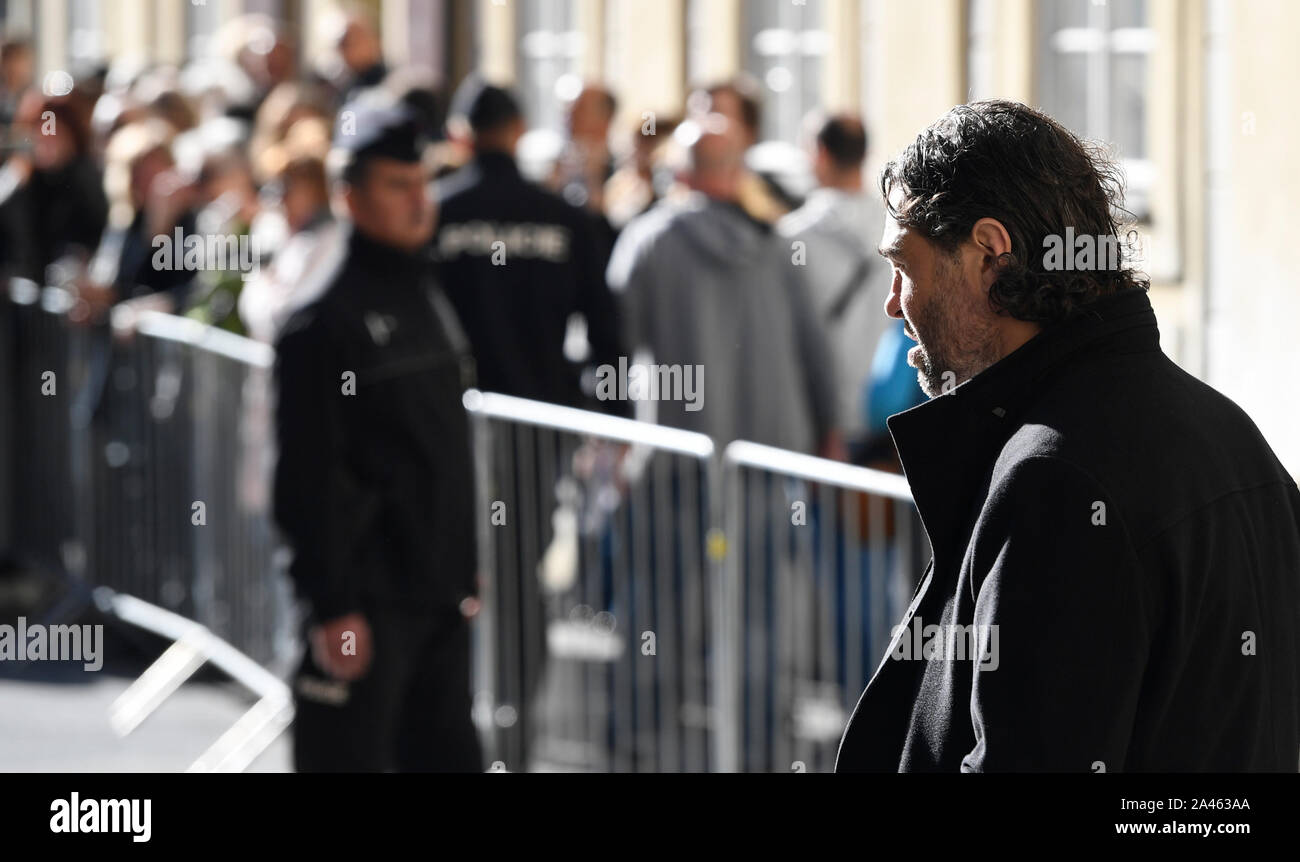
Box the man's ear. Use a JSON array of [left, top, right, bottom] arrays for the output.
[[970, 217, 1012, 289], [340, 181, 359, 221], [813, 143, 830, 172]]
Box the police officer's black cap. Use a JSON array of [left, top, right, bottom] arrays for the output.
[[333, 90, 426, 165], [449, 75, 522, 135]]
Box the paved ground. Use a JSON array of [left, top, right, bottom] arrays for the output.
[[0, 672, 292, 772], [0, 567, 292, 773]]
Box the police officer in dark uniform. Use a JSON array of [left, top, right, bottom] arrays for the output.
[[272, 92, 482, 772], [433, 78, 626, 409], [432, 80, 629, 770]]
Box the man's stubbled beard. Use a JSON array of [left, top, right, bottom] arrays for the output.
[[909, 251, 1002, 398]]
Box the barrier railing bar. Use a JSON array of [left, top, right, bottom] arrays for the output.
[[463, 390, 715, 459], [722, 440, 914, 501], [132, 309, 275, 369], [98, 588, 292, 772]]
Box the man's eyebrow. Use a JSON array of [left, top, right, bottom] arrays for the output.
[[877, 239, 905, 260]]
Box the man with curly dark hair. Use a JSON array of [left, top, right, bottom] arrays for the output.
[[836, 100, 1300, 772]]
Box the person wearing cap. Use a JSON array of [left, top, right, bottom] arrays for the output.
[[433, 77, 627, 411], [272, 93, 482, 772]]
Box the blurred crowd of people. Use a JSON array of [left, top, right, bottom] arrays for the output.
[[0, 7, 924, 463], [0, 7, 931, 773]]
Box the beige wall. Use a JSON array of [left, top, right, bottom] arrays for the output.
[[35, 0, 68, 74], [862, 0, 965, 176], [382, 0, 413, 68], [821, 0, 860, 112], [478, 0, 515, 84], [689, 0, 740, 85], [605, 0, 685, 132], [152, 0, 187, 67], [990, 0, 1034, 103], [1204, 0, 1300, 477], [575, 0, 604, 81]]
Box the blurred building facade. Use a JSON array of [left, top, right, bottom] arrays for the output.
[[7, 0, 1297, 477]]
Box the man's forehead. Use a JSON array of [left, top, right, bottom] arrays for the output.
[[879, 215, 908, 257], [879, 183, 909, 256]]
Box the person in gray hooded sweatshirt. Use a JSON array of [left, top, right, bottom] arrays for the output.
[[605, 115, 841, 457]]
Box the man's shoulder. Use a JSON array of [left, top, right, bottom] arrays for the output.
[[643, 199, 700, 236], [777, 199, 829, 238], [432, 164, 481, 205], [613, 198, 692, 252], [991, 357, 1293, 543], [273, 272, 357, 354], [1018, 349, 1276, 462], [988, 426, 1089, 497], [658, 195, 762, 242], [779, 190, 879, 240], [437, 165, 583, 225], [274, 297, 330, 357], [516, 179, 594, 230]]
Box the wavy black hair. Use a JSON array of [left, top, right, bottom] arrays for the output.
[[880, 100, 1148, 324]]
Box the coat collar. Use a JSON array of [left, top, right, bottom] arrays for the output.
[[346, 225, 432, 280], [886, 287, 1161, 574]]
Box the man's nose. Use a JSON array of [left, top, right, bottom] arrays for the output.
[[884, 274, 904, 319]]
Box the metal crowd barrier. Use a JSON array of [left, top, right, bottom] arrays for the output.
[[718, 441, 925, 773], [100, 586, 293, 773], [463, 392, 929, 773], [464, 391, 719, 772], [5, 280, 92, 581], [130, 310, 294, 669], [2, 283, 295, 670], [3, 281, 928, 772]]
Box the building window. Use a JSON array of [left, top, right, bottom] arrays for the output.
[[1037, 0, 1154, 219], [516, 0, 584, 133], [742, 0, 827, 144]]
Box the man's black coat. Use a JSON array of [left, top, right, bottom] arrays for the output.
[[835, 288, 1300, 772], [272, 229, 477, 623]]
